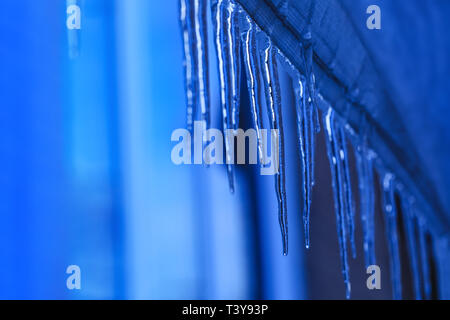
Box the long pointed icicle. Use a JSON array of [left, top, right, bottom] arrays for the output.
[[193, 0, 211, 134], [212, 0, 240, 192], [337, 126, 356, 258], [293, 39, 318, 249], [240, 15, 265, 166], [180, 0, 197, 132], [260, 38, 288, 255], [230, 5, 242, 130], [366, 155, 375, 263], [323, 107, 351, 299], [403, 200, 422, 300], [302, 33, 319, 187], [418, 218, 432, 299], [355, 132, 376, 267], [381, 173, 402, 300], [293, 77, 313, 249]]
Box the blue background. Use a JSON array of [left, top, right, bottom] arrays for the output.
[[0, 0, 306, 299]]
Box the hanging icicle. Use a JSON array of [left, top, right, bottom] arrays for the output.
[[301, 27, 319, 185], [230, 4, 242, 130], [211, 0, 241, 192], [402, 199, 422, 300], [180, 0, 197, 132], [293, 77, 312, 249], [336, 125, 356, 258], [180, 0, 211, 146], [323, 107, 351, 299], [381, 173, 402, 300], [194, 0, 211, 134], [292, 39, 319, 249], [418, 217, 432, 299], [259, 37, 288, 255], [354, 123, 376, 267], [240, 14, 265, 166]]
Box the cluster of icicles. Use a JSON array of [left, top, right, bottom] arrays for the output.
[[179, 0, 436, 299]]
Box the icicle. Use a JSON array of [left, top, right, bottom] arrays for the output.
[[292, 40, 318, 249], [293, 78, 311, 248], [314, 101, 321, 133], [323, 107, 351, 299], [211, 0, 241, 192], [180, 0, 197, 132], [337, 126, 356, 258], [381, 173, 402, 300], [366, 155, 375, 263], [402, 200, 422, 300], [181, 0, 210, 133], [240, 14, 265, 166], [193, 0, 211, 134], [354, 126, 376, 267], [66, 0, 81, 59], [418, 217, 432, 299], [230, 4, 242, 130], [301, 28, 319, 186], [259, 37, 288, 255]]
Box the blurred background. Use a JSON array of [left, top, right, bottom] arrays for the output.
[[0, 0, 448, 299]]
